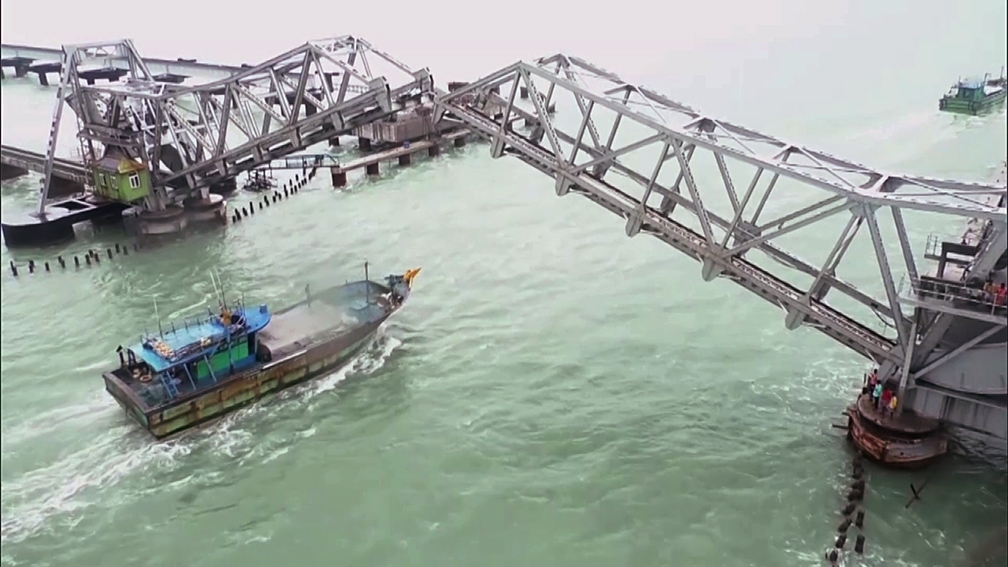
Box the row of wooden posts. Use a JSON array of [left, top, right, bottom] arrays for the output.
[[230, 168, 315, 224], [826, 455, 868, 565], [8, 242, 139, 277]]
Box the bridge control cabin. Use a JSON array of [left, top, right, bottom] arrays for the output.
[[90, 151, 151, 203], [915, 217, 1008, 325]]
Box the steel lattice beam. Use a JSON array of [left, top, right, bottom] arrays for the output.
[[434, 54, 1008, 368], [38, 36, 434, 211]]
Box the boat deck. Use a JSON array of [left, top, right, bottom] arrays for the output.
[[258, 300, 363, 360], [105, 280, 398, 413]]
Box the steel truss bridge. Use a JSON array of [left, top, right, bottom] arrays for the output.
[[433, 55, 1008, 444], [33, 36, 434, 214], [3, 40, 1006, 443]]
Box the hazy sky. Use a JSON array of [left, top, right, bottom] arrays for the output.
[[0, 0, 857, 79], [2, 0, 1005, 152]]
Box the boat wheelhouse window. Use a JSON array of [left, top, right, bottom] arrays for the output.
[[128, 173, 141, 189], [98, 173, 106, 187]]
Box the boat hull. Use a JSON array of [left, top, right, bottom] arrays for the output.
[[939, 91, 1007, 115], [104, 311, 390, 439]]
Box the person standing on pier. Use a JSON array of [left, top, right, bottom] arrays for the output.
[[880, 389, 892, 416], [872, 379, 883, 408]]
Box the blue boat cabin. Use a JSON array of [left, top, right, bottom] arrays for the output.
[[117, 304, 272, 406]]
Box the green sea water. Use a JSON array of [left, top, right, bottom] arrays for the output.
[[2, 1, 1007, 565]]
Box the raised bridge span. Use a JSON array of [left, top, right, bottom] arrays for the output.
[[2, 41, 1006, 447], [432, 56, 1007, 446]]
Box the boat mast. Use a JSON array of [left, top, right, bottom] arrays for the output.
[[153, 297, 164, 338]]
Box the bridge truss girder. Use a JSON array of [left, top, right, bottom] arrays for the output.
[[434, 54, 1007, 371], [40, 36, 434, 211]]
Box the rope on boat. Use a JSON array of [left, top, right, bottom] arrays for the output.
[[826, 452, 868, 565]]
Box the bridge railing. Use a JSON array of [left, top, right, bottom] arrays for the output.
[[899, 273, 1008, 317]]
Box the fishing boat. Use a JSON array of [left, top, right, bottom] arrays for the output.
[[243, 169, 276, 192], [102, 265, 421, 439], [939, 68, 1007, 115]]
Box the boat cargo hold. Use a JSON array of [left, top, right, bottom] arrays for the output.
[[939, 69, 1007, 115], [103, 267, 420, 439]]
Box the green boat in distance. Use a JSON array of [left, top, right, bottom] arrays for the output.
[[102, 265, 421, 439], [939, 68, 1006, 115]]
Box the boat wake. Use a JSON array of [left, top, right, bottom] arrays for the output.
[[0, 331, 402, 551]]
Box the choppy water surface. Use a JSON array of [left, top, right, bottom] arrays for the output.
[[2, 1, 1007, 565]]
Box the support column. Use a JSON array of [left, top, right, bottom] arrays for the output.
[[398, 154, 412, 166], [453, 136, 467, 148], [329, 136, 340, 147], [428, 145, 441, 158], [331, 168, 347, 188], [365, 163, 380, 176], [358, 137, 371, 152], [37, 73, 49, 87]]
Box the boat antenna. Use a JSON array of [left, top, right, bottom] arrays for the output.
[[153, 296, 164, 338], [208, 272, 223, 309], [214, 268, 228, 311]]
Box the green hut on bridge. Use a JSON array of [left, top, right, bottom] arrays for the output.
[[91, 152, 151, 202]]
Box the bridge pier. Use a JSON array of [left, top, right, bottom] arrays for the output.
[[184, 194, 227, 224], [358, 137, 372, 152], [366, 163, 380, 176], [209, 177, 238, 196], [398, 154, 411, 167], [48, 177, 86, 198], [0, 57, 33, 79], [331, 169, 347, 188], [28, 61, 61, 86], [125, 205, 189, 236], [1, 163, 28, 180]]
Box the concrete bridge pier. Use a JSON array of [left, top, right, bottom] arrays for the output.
[[48, 177, 86, 198], [331, 169, 347, 188], [184, 193, 227, 224], [126, 205, 189, 236], [0, 57, 33, 79], [1, 163, 28, 180], [31, 62, 62, 86]]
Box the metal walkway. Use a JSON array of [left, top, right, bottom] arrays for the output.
[[433, 55, 1007, 374], [34, 37, 434, 214]]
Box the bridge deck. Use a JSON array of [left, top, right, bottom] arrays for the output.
[[333, 129, 469, 174], [1, 144, 89, 185], [1, 43, 240, 83]]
